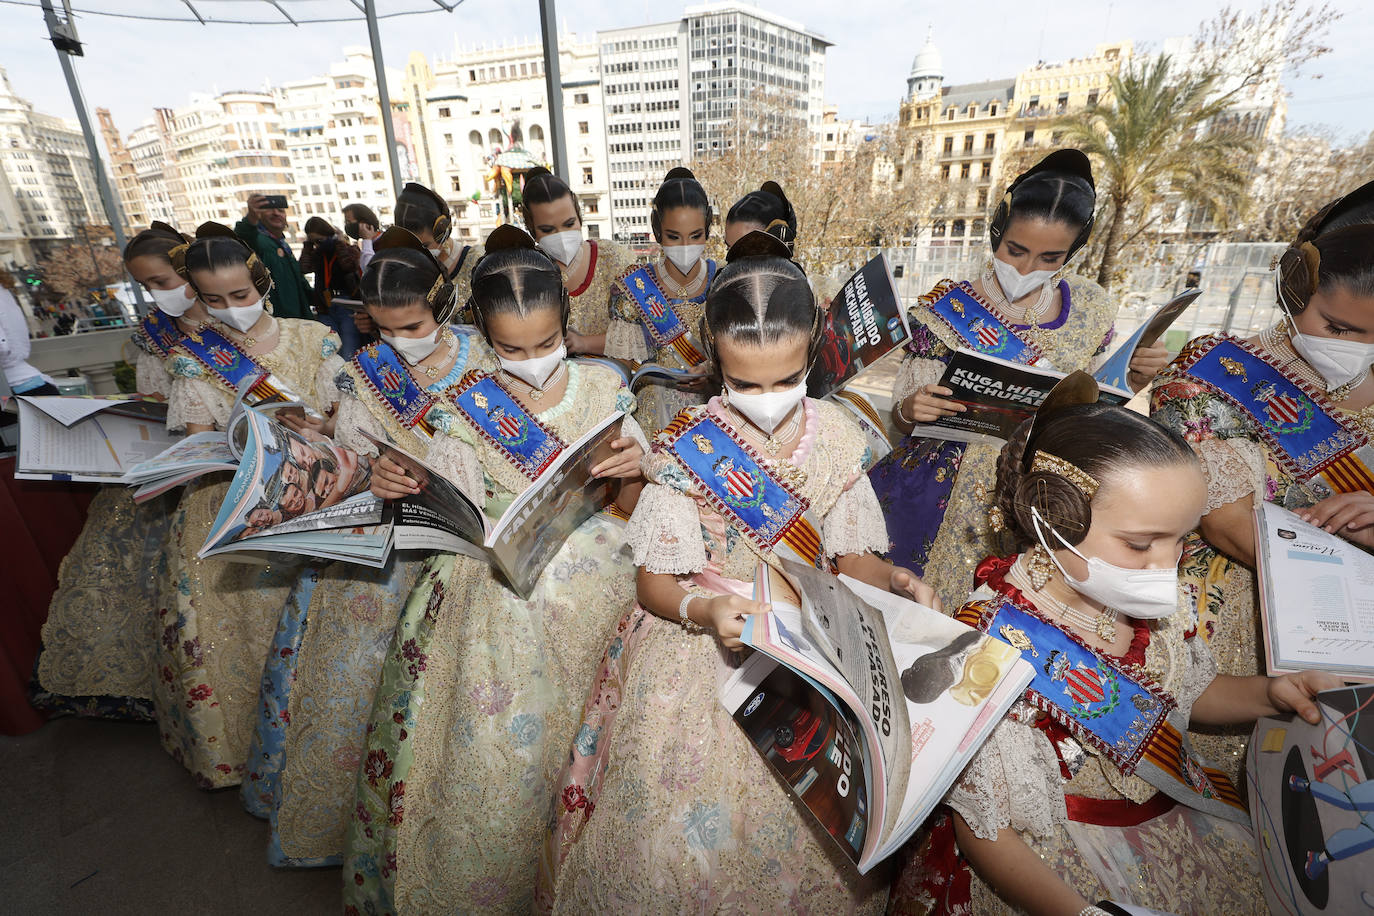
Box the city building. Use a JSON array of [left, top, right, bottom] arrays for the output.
[[0, 66, 104, 262], [126, 111, 178, 227], [599, 1, 830, 246], [96, 108, 146, 235]]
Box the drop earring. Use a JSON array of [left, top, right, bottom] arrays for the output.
[[1026, 545, 1055, 591]]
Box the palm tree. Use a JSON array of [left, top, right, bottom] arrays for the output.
[[1055, 55, 1258, 289]]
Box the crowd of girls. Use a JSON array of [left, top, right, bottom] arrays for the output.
[[25, 157, 1371, 914]]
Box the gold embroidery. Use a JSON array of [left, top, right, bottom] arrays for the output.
[[1219, 356, 1248, 381], [693, 433, 714, 454], [473, 391, 489, 409], [999, 623, 1038, 657]]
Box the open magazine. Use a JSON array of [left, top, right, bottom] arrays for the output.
[[572, 355, 700, 393], [1092, 288, 1202, 390], [808, 253, 910, 399], [910, 348, 1133, 444], [1253, 502, 1374, 682], [720, 558, 1034, 872], [14, 394, 178, 482]]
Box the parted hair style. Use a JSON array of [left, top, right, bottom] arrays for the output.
[[994, 404, 1197, 548], [468, 225, 569, 334], [1277, 179, 1374, 313], [123, 221, 190, 264], [651, 166, 712, 241], [303, 216, 336, 237], [171, 222, 272, 297], [394, 182, 451, 244], [726, 180, 797, 253], [703, 231, 821, 367], [519, 167, 582, 230], [989, 149, 1096, 263], [360, 227, 456, 322]]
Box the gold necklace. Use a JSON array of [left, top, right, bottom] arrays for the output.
[[415, 328, 458, 379], [727, 402, 802, 456], [980, 260, 1057, 346], [660, 259, 703, 299], [1259, 325, 1370, 403], [1007, 558, 1119, 642], [498, 361, 565, 403]]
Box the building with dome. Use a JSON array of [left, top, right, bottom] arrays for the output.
[[907, 30, 943, 102]]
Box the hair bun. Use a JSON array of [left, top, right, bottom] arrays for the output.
[[402, 181, 447, 211], [725, 229, 792, 262], [195, 221, 242, 243], [663, 166, 696, 183], [484, 224, 541, 254], [523, 166, 554, 184], [1021, 371, 1099, 470], [148, 221, 189, 243]]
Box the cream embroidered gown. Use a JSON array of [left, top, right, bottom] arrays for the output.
[[540, 397, 892, 913], [153, 318, 343, 788], [239, 328, 496, 866], [343, 361, 644, 914]]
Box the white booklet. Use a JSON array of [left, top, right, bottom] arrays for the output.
[[14, 395, 178, 482], [1253, 501, 1374, 682]]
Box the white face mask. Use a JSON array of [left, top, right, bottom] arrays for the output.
[[207, 297, 266, 333], [1031, 507, 1179, 620], [1275, 264, 1374, 391], [663, 243, 705, 275], [725, 380, 807, 435], [381, 327, 442, 366], [537, 229, 583, 266], [149, 283, 195, 318], [498, 343, 566, 390], [992, 257, 1057, 303]]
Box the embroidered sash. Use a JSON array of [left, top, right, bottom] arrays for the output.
[[140, 309, 183, 357], [614, 263, 715, 366], [353, 331, 471, 441], [1175, 335, 1374, 494], [450, 371, 565, 481], [179, 325, 307, 407], [660, 411, 824, 568], [918, 279, 1044, 365], [958, 598, 1248, 823], [827, 389, 892, 462]]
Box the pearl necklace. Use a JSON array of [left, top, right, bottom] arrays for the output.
[[498, 361, 566, 403], [726, 402, 802, 456], [1259, 324, 1371, 403], [980, 260, 1057, 345], [1007, 558, 1120, 642], [659, 259, 705, 300]]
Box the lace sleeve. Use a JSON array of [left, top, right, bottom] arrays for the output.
[[944, 706, 1068, 841], [314, 353, 346, 411], [135, 350, 171, 399], [1194, 436, 1267, 511], [619, 412, 650, 455], [333, 394, 386, 458], [167, 377, 230, 432], [424, 433, 485, 505], [626, 482, 706, 574], [891, 354, 946, 404], [823, 473, 890, 559], [1177, 629, 1219, 716], [605, 315, 652, 362]]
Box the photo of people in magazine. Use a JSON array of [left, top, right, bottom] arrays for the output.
[[232, 421, 370, 541]]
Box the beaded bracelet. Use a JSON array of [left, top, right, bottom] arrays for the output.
[[894, 395, 915, 427], [678, 593, 707, 633]]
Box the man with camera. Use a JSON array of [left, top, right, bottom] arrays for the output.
[[234, 193, 316, 321]]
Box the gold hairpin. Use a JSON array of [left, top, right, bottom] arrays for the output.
[[426, 273, 445, 304], [1030, 450, 1098, 498]]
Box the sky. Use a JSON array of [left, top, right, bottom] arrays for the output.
[[1, 0, 1371, 143]]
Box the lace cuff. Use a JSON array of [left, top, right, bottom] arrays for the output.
[[945, 708, 1068, 841], [823, 474, 890, 558], [891, 354, 946, 403], [333, 395, 386, 458], [626, 482, 706, 574], [605, 315, 652, 362], [314, 353, 345, 411], [619, 413, 650, 456], [135, 351, 171, 399], [167, 377, 229, 432], [1177, 629, 1218, 715], [1195, 436, 1266, 510]]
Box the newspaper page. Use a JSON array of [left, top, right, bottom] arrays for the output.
[[16, 397, 180, 481], [1254, 502, 1374, 681], [808, 253, 910, 399]]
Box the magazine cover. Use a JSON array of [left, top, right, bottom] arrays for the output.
[[808, 253, 910, 399], [16, 395, 180, 482], [1092, 288, 1202, 390], [1248, 684, 1374, 915]]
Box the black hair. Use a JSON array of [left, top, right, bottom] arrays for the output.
[[469, 226, 568, 331], [651, 167, 712, 242], [1312, 225, 1374, 302], [520, 167, 581, 230], [704, 254, 818, 362], [123, 221, 188, 264], [171, 222, 272, 296], [361, 247, 450, 311], [1007, 171, 1096, 235], [303, 216, 336, 237], [394, 182, 450, 242], [726, 181, 797, 252], [995, 404, 1198, 548], [342, 203, 379, 227], [1277, 180, 1374, 313]]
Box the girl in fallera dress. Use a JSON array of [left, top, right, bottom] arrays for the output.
[[155, 222, 345, 788], [343, 226, 647, 915], [239, 228, 495, 866], [393, 181, 481, 306], [540, 232, 938, 913], [605, 167, 718, 434], [868, 150, 1171, 612], [34, 222, 204, 719], [1151, 179, 1374, 782], [520, 167, 629, 356], [888, 395, 1340, 915]]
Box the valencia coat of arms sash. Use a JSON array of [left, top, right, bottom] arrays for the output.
[[178, 325, 308, 407], [352, 332, 472, 441], [660, 410, 825, 569], [1175, 335, 1374, 494], [917, 279, 1046, 366], [957, 598, 1249, 823], [450, 371, 565, 481], [614, 262, 716, 366], [139, 308, 184, 358]]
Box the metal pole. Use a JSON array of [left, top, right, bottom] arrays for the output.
[[364, 0, 404, 199], [538, 0, 570, 180], [38, 0, 147, 314]]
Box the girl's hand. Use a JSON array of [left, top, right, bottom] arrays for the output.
[[276, 408, 335, 439], [679, 361, 714, 392], [900, 385, 965, 424], [890, 566, 941, 612], [370, 454, 422, 500], [591, 437, 644, 479], [1297, 492, 1374, 547], [705, 594, 771, 650], [1268, 670, 1344, 724], [1126, 339, 1171, 391]]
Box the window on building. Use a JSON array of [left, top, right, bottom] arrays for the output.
[[951, 219, 966, 237], [980, 161, 992, 179], [963, 134, 974, 153], [582, 196, 599, 214], [1086, 90, 1100, 108], [945, 107, 955, 121], [940, 163, 951, 180], [1057, 92, 1069, 112], [587, 223, 601, 239], [1023, 129, 1035, 144], [578, 121, 589, 134], [582, 167, 593, 185], [989, 102, 999, 116], [574, 92, 589, 104], [960, 162, 971, 179], [932, 220, 946, 237], [942, 136, 954, 155], [1051, 130, 1064, 145], [984, 132, 995, 152], [977, 188, 989, 208], [438, 107, 450, 118]]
